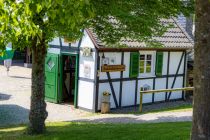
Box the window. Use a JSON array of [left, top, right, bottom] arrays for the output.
[[139, 54, 153, 74]]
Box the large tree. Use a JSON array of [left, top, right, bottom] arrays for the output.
[[0, 0, 193, 135], [191, 0, 210, 139]]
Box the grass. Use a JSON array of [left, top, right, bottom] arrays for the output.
[[142, 104, 192, 114], [0, 122, 192, 140]]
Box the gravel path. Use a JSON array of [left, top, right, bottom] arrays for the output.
[[0, 64, 192, 127]]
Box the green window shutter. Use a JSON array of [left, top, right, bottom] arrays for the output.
[[156, 52, 164, 76], [129, 52, 139, 78]]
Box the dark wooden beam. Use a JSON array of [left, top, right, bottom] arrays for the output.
[[119, 52, 124, 107], [99, 74, 185, 83], [152, 78, 156, 103], [182, 51, 187, 99], [94, 53, 100, 112], [106, 72, 119, 108], [134, 79, 138, 106], [165, 51, 170, 101]]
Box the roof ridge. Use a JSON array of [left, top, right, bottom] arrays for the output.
[[172, 17, 194, 45]]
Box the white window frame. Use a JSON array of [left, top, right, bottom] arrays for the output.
[[139, 51, 155, 77]]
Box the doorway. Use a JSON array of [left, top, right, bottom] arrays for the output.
[[61, 54, 78, 106]]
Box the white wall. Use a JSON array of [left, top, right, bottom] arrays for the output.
[[78, 81, 95, 109], [99, 52, 122, 79], [98, 82, 120, 109], [49, 37, 79, 47], [77, 31, 96, 110], [169, 52, 184, 75], [168, 77, 183, 99], [154, 78, 167, 102], [137, 79, 153, 104], [97, 51, 186, 110]]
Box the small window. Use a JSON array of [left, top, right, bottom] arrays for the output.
[[139, 54, 153, 74]]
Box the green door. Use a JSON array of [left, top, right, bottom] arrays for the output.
[[45, 53, 59, 103]]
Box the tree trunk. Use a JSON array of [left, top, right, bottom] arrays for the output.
[[191, 0, 210, 139], [28, 38, 48, 134]]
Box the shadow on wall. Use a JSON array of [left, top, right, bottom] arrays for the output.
[[0, 105, 29, 127], [0, 93, 11, 101]]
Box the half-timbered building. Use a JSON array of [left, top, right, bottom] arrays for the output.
[[45, 18, 193, 112]]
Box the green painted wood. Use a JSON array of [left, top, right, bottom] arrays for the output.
[[45, 53, 59, 103], [74, 54, 79, 108], [156, 52, 164, 76], [129, 52, 140, 78]]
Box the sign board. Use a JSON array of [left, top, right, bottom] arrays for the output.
[[82, 47, 92, 57], [101, 65, 125, 72]]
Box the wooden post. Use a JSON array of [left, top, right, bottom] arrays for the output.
[[139, 92, 143, 112]]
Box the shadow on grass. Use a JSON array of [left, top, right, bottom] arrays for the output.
[[110, 101, 192, 115], [72, 114, 192, 124], [0, 122, 192, 140], [0, 105, 29, 127]]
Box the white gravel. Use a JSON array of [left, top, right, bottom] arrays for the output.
[[0, 64, 192, 127]]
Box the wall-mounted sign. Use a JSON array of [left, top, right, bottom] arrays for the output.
[[101, 65, 125, 72], [82, 47, 92, 57], [84, 64, 91, 78]]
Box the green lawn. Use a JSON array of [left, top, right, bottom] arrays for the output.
[[142, 104, 192, 114], [0, 122, 192, 140]]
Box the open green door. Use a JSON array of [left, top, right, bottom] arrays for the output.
[[45, 53, 59, 103]]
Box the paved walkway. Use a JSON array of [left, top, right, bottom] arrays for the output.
[[0, 64, 192, 127]]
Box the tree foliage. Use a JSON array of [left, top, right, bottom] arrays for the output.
[[0, 0, 194, 50], [0, 0, 94, 50], [91, 0, 194, 45]]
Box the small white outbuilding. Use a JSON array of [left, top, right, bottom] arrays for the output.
[[45, 18, 193, 112]]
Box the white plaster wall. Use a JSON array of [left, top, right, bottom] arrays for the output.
[[98, 82, 120, 109], [47, 48, 61, 54], [77, 30, 96, 110], [99, 52, 122, 79], [123, 52, 130, 78], [49, 37, 72, 47], [137, 79, 153, 104], [79, 53, 95, 79], [48, 31, 92, 47], [169, 52, 184, 75], [168, 77, 183, 99], [97, 51, 186, 109], [121, 81, 136, 106], [79, 31, 96, 79], [154, 78, 167, 102], [80, 31, 95, 49], [78, 81, 94, 110]]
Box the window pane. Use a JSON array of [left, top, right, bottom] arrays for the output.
[[146, 66, 151, 73], [147, 55, 152, 60], [146, 61, 151, 66], [140, 55, 145, 60], [139, 60, 145, 73], [146, 61, 152, 73], [140, 67, 144, 73]]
